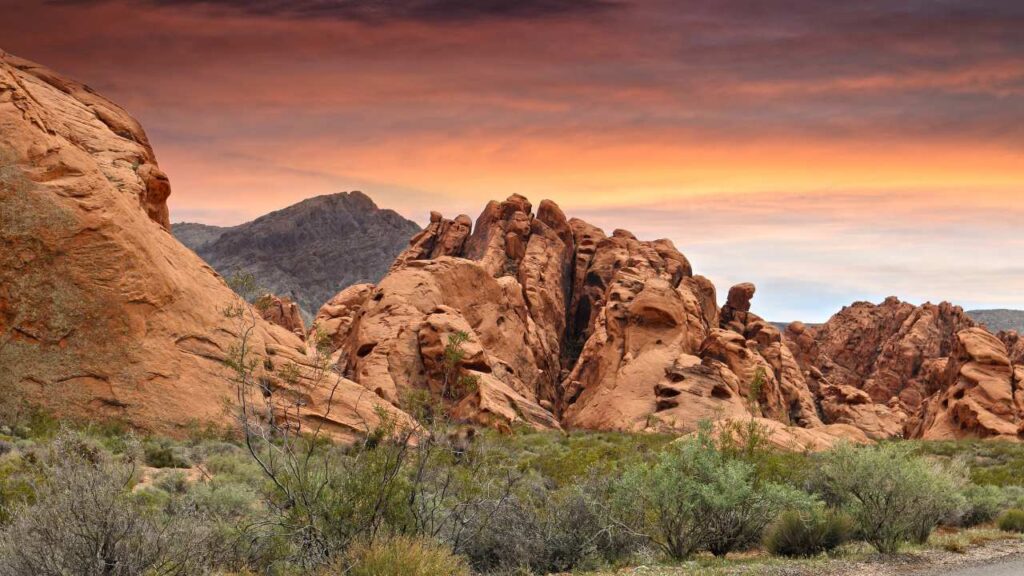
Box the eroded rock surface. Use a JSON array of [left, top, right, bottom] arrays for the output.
[[258, 294, 307, 341], [910, 328, 1024, 440], [0, 50, 403, 441]]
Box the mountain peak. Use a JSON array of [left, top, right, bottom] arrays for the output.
[[174, 191, 420, 319]]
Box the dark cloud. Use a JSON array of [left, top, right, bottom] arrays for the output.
[[54, 0, 621, 21]]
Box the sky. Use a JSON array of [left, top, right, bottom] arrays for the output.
[[2, 0, 1022, 321]]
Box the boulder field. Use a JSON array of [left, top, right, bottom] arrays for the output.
[[2, 49, 1021, 447]]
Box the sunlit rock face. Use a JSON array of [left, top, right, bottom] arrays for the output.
[[0, 50, 405, 441]]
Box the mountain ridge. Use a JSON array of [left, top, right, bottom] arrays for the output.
[[173, 191, 420, 320]]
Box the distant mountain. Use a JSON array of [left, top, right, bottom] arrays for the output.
[[172, 222, 227, 250], [173, 191, 420, 320], [967, 309, 1024, 333], [770, 310, 1024, 335]]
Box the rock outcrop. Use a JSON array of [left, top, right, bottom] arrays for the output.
[[314, 195, 869, 448], [257, 294, 307, 341], [783, 297, 978, 439], [0, 50, 403, 441], [909, 328, 1024, 440], [173, 191, 420, 320]]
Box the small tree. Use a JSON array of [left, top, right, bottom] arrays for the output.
[[441, 331, 480, 400]]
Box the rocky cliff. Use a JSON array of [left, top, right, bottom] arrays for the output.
[[0, 50, 405, 440], [173, 192, 420, 321]]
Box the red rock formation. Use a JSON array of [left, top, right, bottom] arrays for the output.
[[910, 328, 1023, 440], [999, 331, 1024, 365], [793, 298, 972, 406], [5, 51, 1014, 446], [316, 195, 866, 447], [257, 294, 307, 341], [0, 51, 406, 441]]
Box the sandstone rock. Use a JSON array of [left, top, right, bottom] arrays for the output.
[[911, 328, 1023, 440], [332, 256, 558, 430], [311, 283, 375, 351], [721, 282, 756, 332], [791, 298, 973, 407], [0, 50, 401, 439], [819, 383, 904, 439], [560, 243, 714, 432], [257, 294, 307, 341], [999, 331, 1024, 365]]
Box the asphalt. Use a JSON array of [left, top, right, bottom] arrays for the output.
[[932, 556, 1024, 576]]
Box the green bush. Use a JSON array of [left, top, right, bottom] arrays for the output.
[[615, 428, 807, 559], [458, 473, 636, 573], [958, 484, 1007, 527], [817, 443, 965, 554], [764, 509, 853, 557], [998, 509, 1024, 533], [143, 437, 192, 468], [341, 535, 470, 576], [0, 432, 217, 576]]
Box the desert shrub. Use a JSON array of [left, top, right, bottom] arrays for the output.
[[340, 535, 470, 576], [615, 428, 806, 559], [155, 469, 191, 494], [958, 484, 1008, 527], [144, 437, 192, 468], [190, 480, 260, 519], [998, 509, 1024, 533], [0, 451, 40, 525], [764, 508, 853, 557], [817, 443, 965, 554], [457, 473, 636, 573], [715, 417, 815, 486], [506, 429, 672, 488], [931, 532, 969, 553], [914, 440, 1024, 488], [0, 432, 218, 576]]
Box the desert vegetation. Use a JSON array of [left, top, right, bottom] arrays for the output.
[[2, 387, 1024, 576]]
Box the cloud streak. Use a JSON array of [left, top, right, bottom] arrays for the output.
[[54, 0, 621, 21]]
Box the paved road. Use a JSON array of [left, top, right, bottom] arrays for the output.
[[932, 556, 1024, 576]]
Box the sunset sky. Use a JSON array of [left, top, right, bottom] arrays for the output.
[[2, 0, 1022, 320]]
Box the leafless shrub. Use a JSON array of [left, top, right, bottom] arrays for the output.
[[0, 432, 218, 576]]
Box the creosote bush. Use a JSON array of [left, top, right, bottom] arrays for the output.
[[764, 508, 853, 557], [614, 425, 807, 560], [958, 484, 1009, 527], [0, 432, 217, 576], [817, 443, 965, 554], [998, 509, 1024, 533]]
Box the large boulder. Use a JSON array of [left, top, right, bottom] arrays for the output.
[[257, 294, 307, 341], [0, 50, 404, 440]]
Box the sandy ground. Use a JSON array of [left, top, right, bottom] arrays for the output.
[[580, 536, 1024, 576]]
